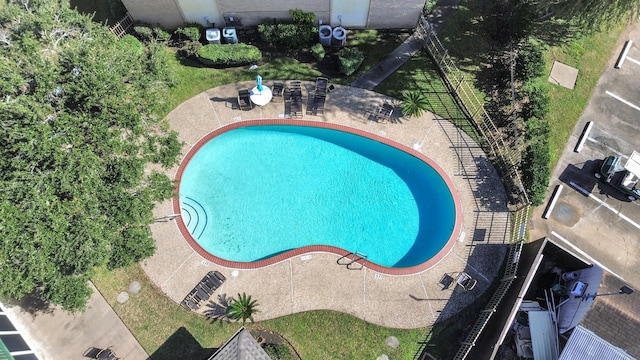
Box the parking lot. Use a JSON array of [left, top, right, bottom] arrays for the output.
[[530, 23, 640, 289]]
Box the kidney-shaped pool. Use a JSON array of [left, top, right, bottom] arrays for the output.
[[174, 120, 461, 275]]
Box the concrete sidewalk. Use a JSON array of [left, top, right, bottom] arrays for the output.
[[350, 0, 461, 90], [2, 283, 149, 360]]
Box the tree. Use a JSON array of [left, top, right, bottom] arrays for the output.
[[227, 293, 260, 325], [520, 0, 638, 30], [0, 0, 180, 311]]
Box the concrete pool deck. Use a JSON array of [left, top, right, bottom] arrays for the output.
[[144, 81, 512, 329]]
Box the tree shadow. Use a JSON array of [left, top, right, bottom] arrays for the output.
[[413, 243, 509, 359], [203, 293, 232, 324], [5, 288, 55, 317]]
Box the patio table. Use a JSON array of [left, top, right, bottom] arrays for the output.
[[250, 86, 272, 107]]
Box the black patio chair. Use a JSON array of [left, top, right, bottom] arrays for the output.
[[313, 94, 326, 116], [315, 77, 328, 96], [96, 347, 120, 360], [455, 272, 477, 291], [180, 295, 200, 311], [284, 85, 304, 118], [439, 273, 455, 289], [237, 89, 252, 110], [272, 82, 285, 102], [376, 103, 393, 123], [288, 80, 302, 91], [290, 98, 303, 118], [211, 270, 227, 283]]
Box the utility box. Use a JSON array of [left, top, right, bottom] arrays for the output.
[[332, 26, 347, 47], [205, 28, 221, 44], [223, 27, 238, 44], [319, 25, 332, 46], [569, 281, 587, 297]]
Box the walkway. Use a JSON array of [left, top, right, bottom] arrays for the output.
[[145, 80, 511, 329], [350, 0, 462, 90], [1, 283, 149, 360]]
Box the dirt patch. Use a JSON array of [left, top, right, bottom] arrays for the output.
[[249, 325, 302, 360]]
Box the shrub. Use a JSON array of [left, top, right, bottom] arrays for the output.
[[153, 27, 171, 42], [263, 343, 296, 360], [178, 41, 202, 58], [196, 43, 262, 66], [521, 117, 551, 206], [338, 47, 364, 76], [257, 9, 316, 48], [134, 26, 153, 41], [258, 22, 316, 48], [289, 8, 315, 25], [521, 137, 551, 206], [516, 39, 545, 81], [311, 43, 325, 61], [117, 34, 144, 55], [402, 90, 430, 118], [174, 26, 201, 43], [521, 81, 550, 120]]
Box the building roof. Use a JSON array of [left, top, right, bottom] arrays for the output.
[[559, 325, 636, 360], [556, 265, 603, 333], [208, 327, 270, 360], [529, 310, 559, 360]]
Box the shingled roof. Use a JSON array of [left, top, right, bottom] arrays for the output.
[[208, 327, 270, 360]]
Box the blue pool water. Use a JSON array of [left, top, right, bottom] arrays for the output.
[[179, 125, 456, 268]]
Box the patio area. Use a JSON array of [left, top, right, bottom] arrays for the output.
[[144, 81, 512, 329]]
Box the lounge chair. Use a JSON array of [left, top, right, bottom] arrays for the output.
[[237, 89, 252, 110], [288, 80, 302, 90], [285, 86, 304, 118], [181, 271, 227, 311], [455, 272, 477, 291], [95, 347, 120, 360], [315, 77, 328, 96], [272, 82, 284, 102], [212, 270, 227, 283], [180, 295, 200, 311], [313, 94, 326, 116]]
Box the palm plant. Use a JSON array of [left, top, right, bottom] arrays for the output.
[[401, 90, 430, 118], [227, 292, 260, 325]]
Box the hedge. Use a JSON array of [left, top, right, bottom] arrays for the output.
[[117, 34, 144, 55], [311, 43, 325, 61], [257, 9, 316, 49], [196, 44, 262, 66], [338, 47, 364, 76]]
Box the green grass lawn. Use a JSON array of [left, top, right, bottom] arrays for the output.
[[92, 265, 425, 360], [542, 24, 626, 168], [165, 54, 323, 112]]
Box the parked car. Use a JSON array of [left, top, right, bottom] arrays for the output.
[[595, 151, 640, 201]]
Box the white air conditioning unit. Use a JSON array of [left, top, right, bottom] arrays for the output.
[[569, 281, 587, 297]]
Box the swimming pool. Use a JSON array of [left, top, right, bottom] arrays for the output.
[[174, 120, 461, 275]]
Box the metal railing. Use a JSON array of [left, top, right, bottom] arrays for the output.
[[110, 13, 134, 39], [417, 17, 529, 209], [412, 15, 531, 360]]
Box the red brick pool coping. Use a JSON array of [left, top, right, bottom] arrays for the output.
[[172, 119, 462, 276]]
